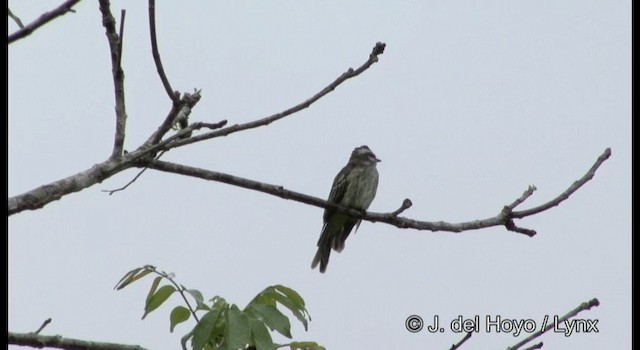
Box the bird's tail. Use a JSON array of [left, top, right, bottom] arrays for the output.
[[311, 246, 329, 273]]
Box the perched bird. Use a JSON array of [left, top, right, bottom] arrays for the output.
[[311, 145, 380, 273]]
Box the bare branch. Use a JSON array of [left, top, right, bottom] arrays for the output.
[[7, 0, 81, 44], [512, 148, 611, 218], [9, 40, 380, 213], [450, 332, 473, 350], [8, 157, 135, 216], [144, 91, 202, 148], [192, 120, 229, 130], [163, 42, 387, 151], [102, 120, 231, 194], [8, 120, 228, 214], [33, 318, 52, 335], [504, 220, 537, 237], [391, 198, 413, 216], [102, 167, 150, 195], [142, 159, 504, 233], [143, 149, 609, 235], [504, 185, 537, 212], [8, 8, 25, 28], [506, 298, 600, 350], [148, 0, 179, 103], [117, 9, 126, 68], [521, 343, 543, 350], [8, 332, 147, 350], [98, 0, 128, 158]]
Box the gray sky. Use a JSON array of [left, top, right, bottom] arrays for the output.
[[8, 1, 630, 349]]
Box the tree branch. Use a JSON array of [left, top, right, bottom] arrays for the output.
[[7, 0, 82, 44], [8, 39, 382, 214], [450, 332, 472, 350], [144, 91, 202, 148], [521, 343, 543, 350], [98, 0, 128, 158], [162, 42, 387, 151], [507, 298, 600, 350], [143, 148, 609, 235], [117, 10, 126, 68], [512, 148, 611, 218], [8, 157, 136, 216], [141, 43, 384, 155], [148, 0, 179, 103], [8, 332, 147, 350], [8, 8, 25, 28], [102, 166, 150, 195], [33, 318, 52, 335]]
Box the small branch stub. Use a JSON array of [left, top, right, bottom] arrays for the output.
[[391, 198, 413, 216]]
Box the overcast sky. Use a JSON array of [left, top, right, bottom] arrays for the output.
[[8, 1, 630, 349]]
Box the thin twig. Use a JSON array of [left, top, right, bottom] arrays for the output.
[[153, 270, 200, 323], [144, 90, 202, 148], [192, 121, 229, 130], [99, 0, 128, 158], [163, 42, 387, 151], [521, 343, 543, 350], [148, 0, 178, 102], [449, 332, 472, 350], [117, 9, 126, 68], [512, 148, 611, 218], [102, 167, 150, 195], [504, 220, 537, 237], [504, 185, 537, 212], [8, 8, 25, 28], [145, 43, 384, 152], [506, 298, 600, 350], [33, 318, 52, 335], [391, 199, 412, 216], [103, 120, 228, 195], [8, 0, 81, 44]]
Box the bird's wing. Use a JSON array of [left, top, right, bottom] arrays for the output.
[[323, 164, 351, 222]]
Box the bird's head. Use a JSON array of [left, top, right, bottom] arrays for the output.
[[349, 145, 381, 166]]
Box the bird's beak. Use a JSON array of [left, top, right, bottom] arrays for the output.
[[376, 157, 381, 163]]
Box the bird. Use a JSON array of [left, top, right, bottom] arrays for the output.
[[311, 145, 380, 273]]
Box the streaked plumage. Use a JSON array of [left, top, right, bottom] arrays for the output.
[[311, 145, 380, 273]]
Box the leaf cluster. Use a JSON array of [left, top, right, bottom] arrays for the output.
[[115, 265, 323, 350]]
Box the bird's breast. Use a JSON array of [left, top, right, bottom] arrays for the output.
[[342, 166, 379, 209]]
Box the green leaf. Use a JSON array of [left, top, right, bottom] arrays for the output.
[[272, 292, 309, 331], [187, 289, 205, 303], [224, 305, 251, 350], [250, 287, 277, 307], [274, 285, 306, 310], [248, 303, 291, 338], [211, 296, 228, 310], [208, 309, 227, 349], [289, 341, 326, 350], [115, 265, 155, 290], [181, 330, 192, 350], [146, 276, 163, 305], [142, 285, 176, 319], [170, 306, 191, 332], [115, 267, 142, 290], [249, 318, 275, 350], [191, 308, 222, 350], [187, 289, 211, 311], [245, 286, 310, 332]]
